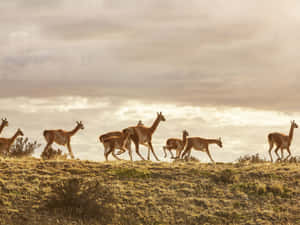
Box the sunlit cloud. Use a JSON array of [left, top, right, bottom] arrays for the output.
[[0, 96, 110, 113], [116, 100, 300, 127], [1, 0, 300, 111]]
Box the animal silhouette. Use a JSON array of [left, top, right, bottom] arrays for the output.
[[43, 121, 84, 159], [268, 120, 298, 162], [181, 136, 223, 163], [163, 130, 189, 159], [125, 112, 166, 161]]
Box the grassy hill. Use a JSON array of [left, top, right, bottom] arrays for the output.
[[0, 158, 299, 225]]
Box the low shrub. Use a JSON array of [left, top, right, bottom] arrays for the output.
[[286, 156, 300, 163], [211, 169, 238, 184], [8, 137, 40, 158], [41, 147, 67, 160], [236, 153, 267, 164], [45, 178, 116, 223]]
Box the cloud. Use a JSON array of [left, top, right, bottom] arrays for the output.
[[0, 0, 300, 130], [17, 0, 63, 8]]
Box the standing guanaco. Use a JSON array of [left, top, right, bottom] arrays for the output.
[[125, 112, 166, 161], [43, 121, 84, 159], [268, 120, 298, 162], [0, 129, 24, 156]]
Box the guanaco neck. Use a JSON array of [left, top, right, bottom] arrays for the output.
[[288, 123, 295, 146], [9, 131, 20, 144], [150, 116, 161, 133], [0, 122, 5, 134], [68, 125, 81, 136], [182, 133, 188, 147]]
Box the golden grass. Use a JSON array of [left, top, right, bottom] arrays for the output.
[[0, 158, 299, 224]]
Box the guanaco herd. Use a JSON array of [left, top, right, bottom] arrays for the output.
[[0, 114, 298, 163]]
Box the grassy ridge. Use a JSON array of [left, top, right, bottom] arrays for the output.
[[0, 158, 299, 224]]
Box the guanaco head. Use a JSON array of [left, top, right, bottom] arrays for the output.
[[157, 112, 166, 122], [217, 137, 223, 148], [183, 130, 189, 137], [137, 120, 144, 126], [76, 121, 84, 130], [1, 118, 8, 127], [17, 129, 24, 137], [291, 120, 298, 129]]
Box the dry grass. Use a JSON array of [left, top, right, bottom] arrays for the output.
[[0, 158, 300, 224]]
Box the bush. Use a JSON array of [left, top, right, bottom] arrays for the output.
[[286, 156, 300, 163], [211, 169, 238, 184], [236, 153, 267, 164], [8, 137, 41, 158], [46, 178, 116, 223], [41, 147, 67, 160]]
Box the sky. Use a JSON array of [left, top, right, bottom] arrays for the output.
[[1, 0, 300, 162]]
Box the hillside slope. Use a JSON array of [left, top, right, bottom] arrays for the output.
[[0, 158, 299, 225]]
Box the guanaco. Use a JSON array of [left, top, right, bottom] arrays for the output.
[[0, 129, 24, 156], [163, 130, 189, 159], [125, 112, 166, 161], [43, 121, 84, 159], [181, 136, 223, 163], [268, 120, 298, 162], [101, 129, 133, 161]]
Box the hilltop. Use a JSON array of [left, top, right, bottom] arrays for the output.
[[0, 158, 299, 225]]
